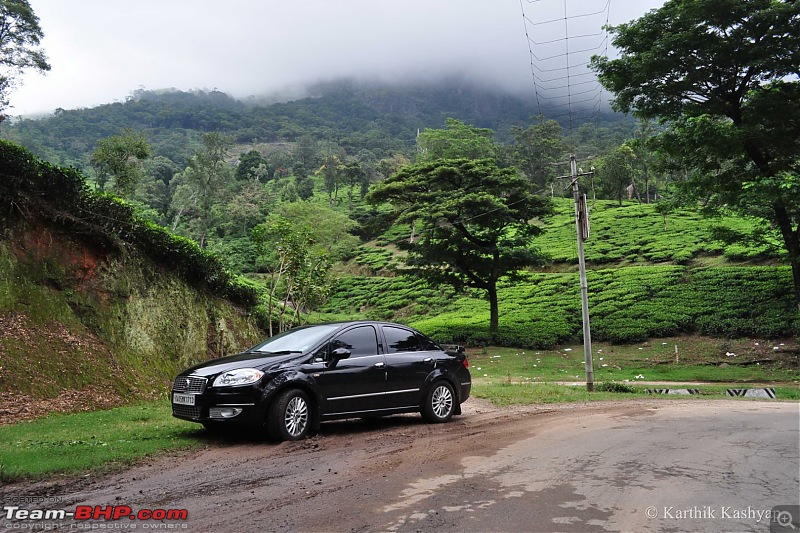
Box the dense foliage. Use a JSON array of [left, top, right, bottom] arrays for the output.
[[591, 0, 800, 307], [2, 82, 591, 169], [0, 140, 257, 307]]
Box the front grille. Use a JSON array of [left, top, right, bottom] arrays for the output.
[[172, 404, 202, 419], [172, 376, 207, 394]]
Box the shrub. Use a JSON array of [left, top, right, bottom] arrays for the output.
[[596, 382, 638, 393]]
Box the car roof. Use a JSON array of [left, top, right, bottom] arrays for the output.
[[304, 320, 415, 328]]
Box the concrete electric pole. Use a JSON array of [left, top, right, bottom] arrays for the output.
[[558, 154, 595, 392]]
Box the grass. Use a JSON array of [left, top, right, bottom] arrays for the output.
[[466, 337, 800, 385], [472, 383, 800, 405], [0, 402, 207, 483]]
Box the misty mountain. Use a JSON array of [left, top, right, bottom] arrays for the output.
[[1, 79, 631, 171]]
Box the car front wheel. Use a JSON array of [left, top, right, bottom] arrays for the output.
[[267, 389, 311, 441], [422, 381, 455, 423]]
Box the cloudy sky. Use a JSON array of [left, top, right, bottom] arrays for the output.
[[10, 0, 665, 117]]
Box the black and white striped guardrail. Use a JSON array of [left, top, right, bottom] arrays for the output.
[[646, 388, 778, 398], [726, 388, 777, 398], [646, 389, 701, 395]]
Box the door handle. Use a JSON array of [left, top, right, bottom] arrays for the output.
[[423, 358, 433, 363], [374, 362, 386, 368]]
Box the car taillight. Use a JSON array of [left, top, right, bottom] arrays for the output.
[[462, 358, 469, 368]]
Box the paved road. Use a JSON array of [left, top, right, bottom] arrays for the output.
[[378, 401, 800, 532], [2, 399, 798, 532]]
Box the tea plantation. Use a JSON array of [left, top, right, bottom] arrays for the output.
[[319, 199, 798, 348]]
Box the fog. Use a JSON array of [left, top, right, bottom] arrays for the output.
[[10, 0, 665, 117]]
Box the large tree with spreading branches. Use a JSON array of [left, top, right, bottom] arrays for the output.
[[591, 0, 800, 309], [368, 158, 552, 337]]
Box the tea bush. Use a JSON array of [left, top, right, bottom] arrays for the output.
[[357, 265, 800, 347], [537, 199, 785, 265]]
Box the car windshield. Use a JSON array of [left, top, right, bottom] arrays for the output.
[[251, 324, 342, 354]]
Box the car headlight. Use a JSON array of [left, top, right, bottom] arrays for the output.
[[212, 368, 264, 387]]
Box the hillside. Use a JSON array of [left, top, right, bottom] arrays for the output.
[[1, 80, 633, 171], [323, 199, 798, 347], [0, 142, 264, 420]]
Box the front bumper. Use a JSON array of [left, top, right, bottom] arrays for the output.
[[171, 376, 266, 425]]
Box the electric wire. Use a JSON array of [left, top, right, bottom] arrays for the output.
[[519, 0, 613, 145]]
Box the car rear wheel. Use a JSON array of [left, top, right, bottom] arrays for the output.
[[422, 381, 455, 423], [267, 389, 311, 442]]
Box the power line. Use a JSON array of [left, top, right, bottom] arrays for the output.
[[519, 0, 612, 141]]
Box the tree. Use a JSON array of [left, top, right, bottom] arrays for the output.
[[342, 159, 368, 212], [182, 132, 233, 248], [235, 149, 267, 181], [292, 134, 318, 174], [630, 119, 660, 204], [89, 129, 151, 196], [416, 118, 496, 162], [251, 214, 332, 335], [596, 144, 639, 206], [367, 158, 552, 337], [139, 155, 179, 221], [295, 173, 315, 200], [0, 0, 50, 121], [376, 154, 410, 181], [316, 154, 344, 207], [591, 0, 800, 308], [218, 179, 274, 237], [506, 116, 565, 191], [277, 201, 360, 261]]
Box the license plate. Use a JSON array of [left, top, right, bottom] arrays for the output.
[[173, 393, 195, 406]]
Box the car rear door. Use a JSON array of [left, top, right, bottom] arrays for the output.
[[381, 325, 435, 408], [314, 324, 388, 416]]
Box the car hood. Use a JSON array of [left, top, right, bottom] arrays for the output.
[[179, 351, 309, 378]]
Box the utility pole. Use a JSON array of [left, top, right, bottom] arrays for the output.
[[557, 154, 595, 392]]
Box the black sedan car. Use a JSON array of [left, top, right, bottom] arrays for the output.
[[171, 321, 471, 441]]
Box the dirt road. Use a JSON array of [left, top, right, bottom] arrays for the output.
[[2, 399, 798, 532]]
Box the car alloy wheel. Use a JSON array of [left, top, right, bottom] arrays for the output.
[[268, 389, 311, 441], [423, 381, 454, 423], [284, 395, 308, 437]]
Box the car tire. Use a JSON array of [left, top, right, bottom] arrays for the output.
[[267, 389, 311, 442], [422, 381, 455, 423]]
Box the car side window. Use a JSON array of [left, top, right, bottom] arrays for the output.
[[383, 326, 422, 354], [329, 326, 379, 359]]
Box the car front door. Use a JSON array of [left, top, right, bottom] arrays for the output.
[[314, 325, 387, 417]]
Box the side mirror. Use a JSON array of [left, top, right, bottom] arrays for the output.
[[327, 347, 351, 368], [331, 347, 351, 360]]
